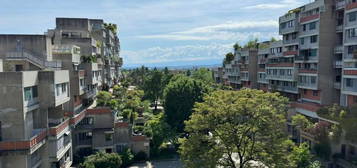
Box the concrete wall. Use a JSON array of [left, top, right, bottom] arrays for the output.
[[318, 0, 339, 105], [0, 35, 52, 61], [0, 72, 25, 140]]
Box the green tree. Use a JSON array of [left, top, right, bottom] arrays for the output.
[[223, 52, 234, 65], [97, 91, 112, 107], [244, 38, 259, 49], [179, 89, 291, 168], [144, 113, 173, 155], [191, 68, 214, 83], [119, 148, 134, 167], [233, 42, 241, 51], [289, 143, 313, 168], [80, 152, 122, 168], [292, 114, 313, 130], [164, 75, 211, 133], [143, 70, 164, 111]]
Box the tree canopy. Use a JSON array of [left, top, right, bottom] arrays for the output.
[[80, 152, 122, 168], [163, 75, 211, 133], [191, 68, 214, 83], [179, 89, 291, 168]]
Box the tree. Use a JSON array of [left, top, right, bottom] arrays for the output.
[[245, 38, 259, 49], [97, 91, 112, 107], [119, 148, 134, 167], [164, 75, 211, 133], [143, 70, 164, 111], [179, 89, 291, 168], [289, 143, 313, 168], [233, 43, 241, 51], [80, 152, 122, 168], [144, 113, 173, 155], [191, 68, 214, 83], [223, 52, 234, 65]]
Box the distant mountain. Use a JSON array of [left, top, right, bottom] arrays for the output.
[[123, 59, 222, 70]]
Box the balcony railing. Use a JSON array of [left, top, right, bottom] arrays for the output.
[[300, 14, 320, 23], [335, 60, 343, 68], [346, 1, 357, 10], [6, 51, 62, 69], [295, 56, 318, 62], [335, 45, 344, 53], [0, 128, 47, 151], [336, 0, 346, 9], [49, 119, 70, 136], [298, 69, 318, 74]]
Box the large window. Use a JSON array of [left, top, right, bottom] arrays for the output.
[[56, 83, 68, 97], [346, 78, 353, 87], [310, 35, 318, 43], [24, 86, 38, 101], [309, 22, 316, 30], [349, 11, 357, 22]]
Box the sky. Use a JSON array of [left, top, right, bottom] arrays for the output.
[[0, 0, 311, 67]]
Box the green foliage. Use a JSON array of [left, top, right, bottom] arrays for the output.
[[292, 114, 313, 130], [104, 23, 118, 35], [164, 75, 211, 133], [270, 37, 278, 42], [142, 70, 164, 111], [244, 38, 259, 49], [191, 68, 214, 83], [223, 52, 234, 65], [134, 151, 148, 161], [119, 148, 134, 167], [97, 91, 112, 107], [80, 152, 122, 168], [81, 55, 97, 63], [179, 89, 291, 168], [233, 42, 241, 50], [289, 143, 313, 168], [144, 113, 173, 155]]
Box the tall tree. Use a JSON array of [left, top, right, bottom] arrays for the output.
[[179, 89, 291, 168], [143, 70, 164, 111], [163, 75, 211, 133]]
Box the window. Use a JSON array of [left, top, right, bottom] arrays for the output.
[[310, 35, 318, 43], [313, 90, 318, 96], [80, 79, 85, 87], [292, 33, 297, 39], [349, 11, 357, 22], [346, 78, 353, 87], [61, 83, 67, 93], [309, 22, 316, 30], [347, 28, 357, 38], [24, 86, 38, 101], [105, 133, 113, 141], [300, 38, 305, 45], [303, 24, 307, 31], [280, 22, 287, 29], [311, 76, 317, 84], [304, 89, 307, 95], [309, 49, 317, 57]]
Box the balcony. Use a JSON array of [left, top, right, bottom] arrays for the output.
[[298, 69, 318, 74], [335, 45, 344, 53], [49, 134, 71, 161], [336, 25, 343, 32], [0, 128, 47, 152], [6, 50, 62, 69], [336, 0, 346, 10], [283, 39, 299, 45], [52, 45, 81, 64], [49, 119, 70, 137], [334, 82, 341, 89], [291, 101, 321, 112], [271, 85, 298, 93], [300, 14, 319, 23], [283, 50, 298, 56], [295, 55, 318, 62], [335, 60, 343, 68], [266, 63, 294, 67], [346, 1, 357, 10], [344, 53, 357, 60], [297, 82, 318, 90], [344, 36, 357, 45], [84, 89, 97, 99]]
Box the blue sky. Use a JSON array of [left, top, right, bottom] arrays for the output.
[[0, 0, 310, 67]]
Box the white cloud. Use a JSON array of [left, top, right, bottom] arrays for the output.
[[244, 0, 302, 9], [122, 43, 233, 65], [138, 20, 279, 41]]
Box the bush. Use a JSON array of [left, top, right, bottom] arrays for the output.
[[79, 152, 122, 168], [119, 148, 134, 167], [134, 151, 148, 161]]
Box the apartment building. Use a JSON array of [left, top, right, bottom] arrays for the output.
[[216, 0, 357, 166], [0, 18, 129, 168]]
